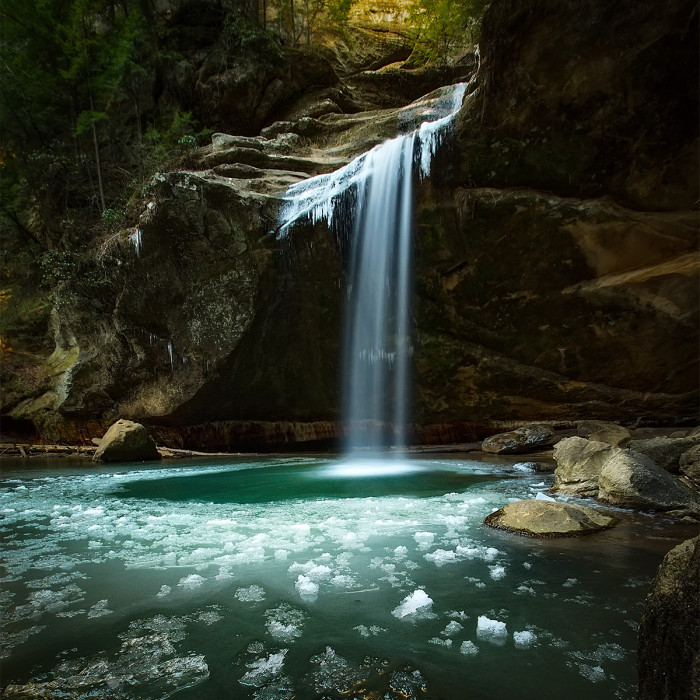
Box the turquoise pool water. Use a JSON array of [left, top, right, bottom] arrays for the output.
[[0, 455, 694, 699]]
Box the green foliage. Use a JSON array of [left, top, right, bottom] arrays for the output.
[[266, 0, 356, 46], [101, 207, 125, 229], [408, 0, 489, 65], [223, 10, 278, 52], [39, 251, 79, 288]]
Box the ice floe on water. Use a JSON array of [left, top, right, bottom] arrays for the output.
[[240, 649, 288, 687], [0, 457, 664, 698], [265, 603, 306, 642], [476, 615, 508, 645], [235, 584, 266, 603], [460, 640, 480, 656], [513, 630, 537, 648], [392, 589, 436, 621]]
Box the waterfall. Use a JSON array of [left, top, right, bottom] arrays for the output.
[[278, 83, 467, 454]]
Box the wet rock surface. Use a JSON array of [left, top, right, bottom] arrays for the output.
[[481, 424, 555, 454], [637, 536, 700, 700], [484, 499, 617, 537], [552, 436, 700, 518], [94, 420, 160, 462]]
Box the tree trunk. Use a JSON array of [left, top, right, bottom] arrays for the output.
[[89, 93, 106, 212]]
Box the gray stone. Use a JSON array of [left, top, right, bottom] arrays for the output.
[[598, 449, 700, 518], [637, 537, 700, 700], [552, 436, 613, 497], [577, 420, 630, 447], [629, 435, 700, 474], [93, 420, 160, 463], [481, 424, 555, 454], [483, 499, 617, 537], [680, 444, 700, 485]]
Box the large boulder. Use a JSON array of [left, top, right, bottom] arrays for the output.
[[637, 537, 700, 699], [552, 436, 613, 497], [94, 420, 161, 462], [577, 420, 631, 448], [598, 450, 700, 518], [680, 445, 700, 485], [628, 436, 700, 474], [481, 424, 555, 454], [483, 499, 617, 538]]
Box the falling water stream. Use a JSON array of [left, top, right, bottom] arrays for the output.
[[279, 83, 467, 452]]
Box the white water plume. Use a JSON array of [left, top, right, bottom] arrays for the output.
[[277, 83, 467, 452]]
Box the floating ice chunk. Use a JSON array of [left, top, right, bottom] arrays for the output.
[[392, 589, 436, 621], [295, 575, 318, 597], [388, 667, 428, 696], [442, 621, 463, 637], [414, 532, 435, 549], [523, 562, 532, 570], [156, 585, 171, 598], [309, 646, 364, 694], [513, 462, 537, 472], [265, 603, 305, 642], [274, 549, 289, 560], [393, 545, 408, 559], [177, 574, 205, 590], [235, 585, 266, 603], [575, 663, 606, 682], [489, 565, 506, 580], [448, 610, 469, 620], [87, 599, 113, 618], [240, 650, 287, 687], [429, 637, 452, 647], [354, 625, 386, 637], [330, 574, 355, 588], [476, 615, 508, 645], [460, 640, 479, 656], [513, 630, 537, 648], [563, 578, 578, 588], [535, 492, 556, 501], [425, 549, 457, 566]]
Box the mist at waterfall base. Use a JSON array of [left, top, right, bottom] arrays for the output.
[[279, 83, 468, 453], [3, 457, 696, 699]]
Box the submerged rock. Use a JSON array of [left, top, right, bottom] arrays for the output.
[[483, 499, 616, 538], [552, 436, 613, 497], [598, 450, 700, 518], [637, 536, 700, 700], [93, 420, 160, 463], [628, 435, 700, 474], [481, 424, 555, 454]]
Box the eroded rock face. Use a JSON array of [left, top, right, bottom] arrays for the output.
[[94, 420, 160, 462], [637, 537, 700, 700], [481, 424, 554, 454], [484, 499, 616, 537], [7, 0, 697, 449]]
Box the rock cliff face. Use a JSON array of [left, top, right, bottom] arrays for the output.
[[7, 0, 698, 448], [413, 0, 698, 426]]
